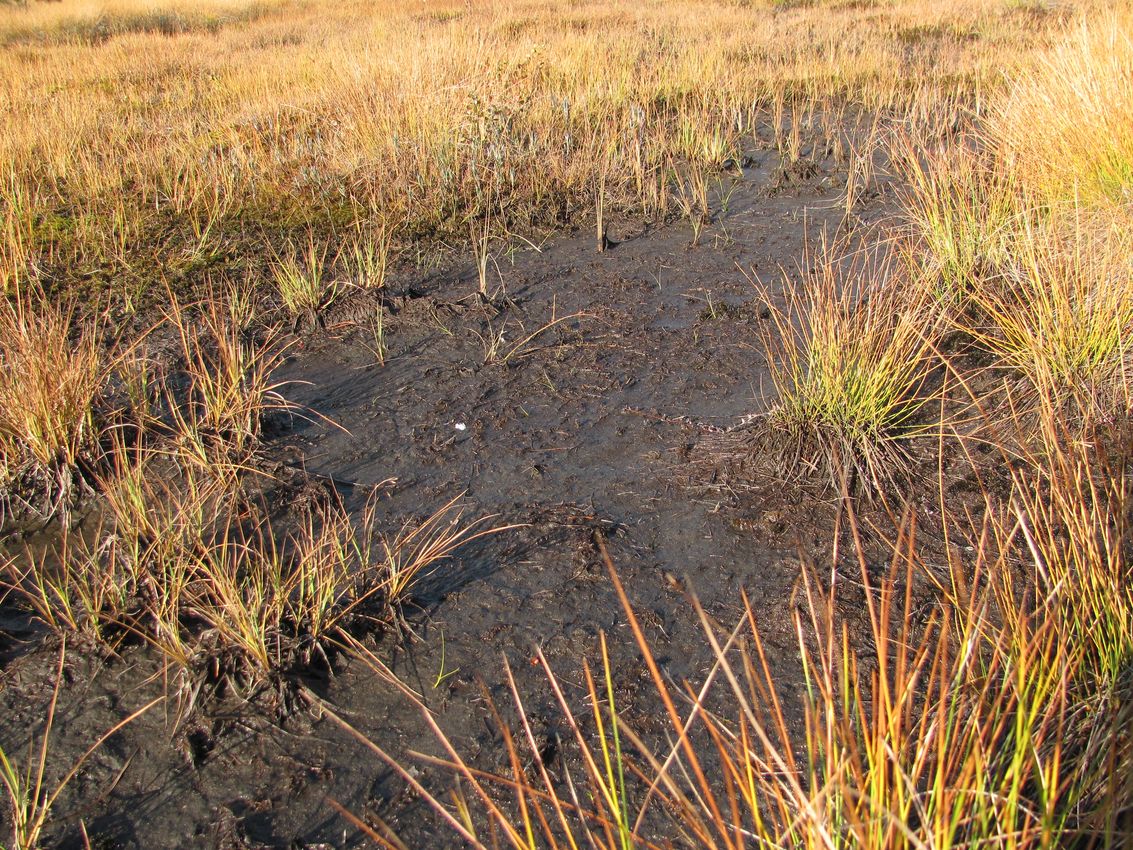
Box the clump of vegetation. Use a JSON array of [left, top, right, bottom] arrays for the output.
[[166, 294, 293, 459], [755, 241, 941, 490], [3, 443, 505, 697], [992, 11, 1133, 205], [0, 274, 511, 703], [341, 221, 397, 291], [894, 138, 1019, 305], [271, 237, 335, 321], [0, 284, 296, 520], [0, 294, 114, 507], [967, 208, 1133, 423]]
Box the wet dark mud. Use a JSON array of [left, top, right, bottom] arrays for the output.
[[0, 146, 931, 849]]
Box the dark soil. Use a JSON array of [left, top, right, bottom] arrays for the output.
[[0, 144, 941, 849]]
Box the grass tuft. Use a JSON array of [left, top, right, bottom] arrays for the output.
[[4, 444, 511, 695], [341, 221, 397, 291], [966, 207, 1133, 423], [0, 293, 112, 504], [271, 237, 335, 319], [894, 136, 1019, 305], [166, 293, 295, 459], [992, 12, 1133, 205], [756, 239, 941, 491]]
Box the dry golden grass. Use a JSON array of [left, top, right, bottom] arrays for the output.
[[0, 0, 1093, 296], [993, 11, 1133, 205], [0, 293, 113, 503]]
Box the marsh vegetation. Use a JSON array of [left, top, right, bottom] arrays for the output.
[[1, 0, 1132, 847]]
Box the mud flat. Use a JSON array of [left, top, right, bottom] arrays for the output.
[[0, 142, 912, 848]]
